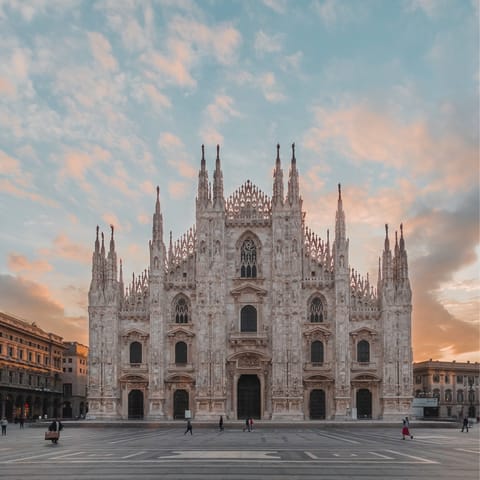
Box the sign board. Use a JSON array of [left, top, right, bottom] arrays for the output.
[[412, 397, 438, 407], [184, 410, 191, 419]]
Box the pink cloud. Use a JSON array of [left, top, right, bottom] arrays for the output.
[[38, 234, 91, 264], [168, 180, 188, 199], [303, 103, 478, 191], [158, 132, 184, 150], [143, 83, 171, 109], [7, 254, 53, 274], [137, 213, 150, 225], [0, 178, 58, 207], [88, 32, 118, 71], [0, 75, 16, 97]]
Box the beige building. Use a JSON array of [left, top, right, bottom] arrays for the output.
[[0, 311, 65, 420], [62, 342, 89, 419], [413, 360, 479, 420], [88, 145, 413, 421]]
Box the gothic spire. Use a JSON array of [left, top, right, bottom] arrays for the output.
[[109, 224, 115, 252], [272, 143, 284, 207], [382, 224, 393, 285], [212, 144, 224, 208], [334, 183, 346, 243], [197, 144, 209, 207], [95, 225, 99, 253], [152, 186, 163, 244], [286, 142, 300, 205]]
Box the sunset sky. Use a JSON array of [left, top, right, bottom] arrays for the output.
[[0, 0, 478, 362]]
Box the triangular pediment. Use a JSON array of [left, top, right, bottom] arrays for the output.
[[350, 326, 377, 337], [167, 326, 195, 338], [304, 325, 331, 338], [230, 282, 268, 298]]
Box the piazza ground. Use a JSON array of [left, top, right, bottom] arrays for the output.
[[0, 422, 478, 479]]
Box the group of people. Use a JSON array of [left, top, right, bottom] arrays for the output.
[[244, 417, 254, 432]]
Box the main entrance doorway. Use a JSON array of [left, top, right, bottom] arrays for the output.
[[309, 389, 326, 419], [356, 389, 372, 419], [173, 390, 189, 419], [128, 390, 144, 419], [237, 375, 260, 419]]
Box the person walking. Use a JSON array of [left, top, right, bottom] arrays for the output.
[[48, 418, 63, 444], [245, 418, 250, 432], [19, 416, 24, 429], [219, 415, 224, 432], [402, 417, 413, 440], [184, 419, 193, 435], [1, 417, 8, 436], [461, 416, 469, 433], [249, 417, 254, 432]]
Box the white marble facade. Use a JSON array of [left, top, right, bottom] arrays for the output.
[[87, 145, 413, 421]]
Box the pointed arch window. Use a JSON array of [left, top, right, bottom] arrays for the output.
[[357, 340, 370, 363], [240, 305, 257, 332], [240, 239, 257, 278], [309, 297, 325, 323], [311, 341, 324, 364], [129, 342, 142, 364], [175, 342, 187, 365], [175, 297, 189, 324]]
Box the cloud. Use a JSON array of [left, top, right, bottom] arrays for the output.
[[0, 274, 88, 345], [254, 30, 283, 55], [38, 234, 91, 264], [168, 180, 188, 199], [158, 132, 196, 181], [408, 188, 480, 360], [0, 75, 16, 97], [282, 51, 303, 71], [142, 83, 171, 109], [260, 72, 286, 102], [7, 254, 53, 274], [313, 0, 353, 27], [303, 103, 478, 192], [262, 0, 287, 13], [88, 32, 118, 71], [404, 0, 442, 17], [137, 213, 150, 225], [205, 94, 240, 124]]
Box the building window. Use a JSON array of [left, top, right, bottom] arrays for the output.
[[357, 340, 370, 363], [68, 368, 72, 373], [240, 239, 257, 278], [456, 375, 463, 384], [433, 374, 440, 383], [175, 297, 189, 324], [63, 383, 72, 397], [415, 375, 422, 384], [445, 375, 450, 384], [309, 297, 325, 323], [19, 373, 23, 384], [130, 342, 142, 364], [28, 352, 32, 362], [445, 389, 452, 402], [18, 349, 23, 360], [433, 388, 440, 399], [311, 341, 324, 364], [447, 407, 452, 416], [240, 305, 257, 332], [175, 342, 187, 365], [457, 390, 464, 403], [68, 358, 72, 363], [8, 346, 13, 357]]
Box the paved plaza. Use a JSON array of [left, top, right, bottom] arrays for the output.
[[0, 423, 478, 479]]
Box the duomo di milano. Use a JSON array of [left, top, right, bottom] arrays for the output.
[[87, 144, 413, 421]]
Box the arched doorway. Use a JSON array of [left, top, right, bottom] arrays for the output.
[[62, 401, 73, 418], [356, 389, 372, 419], [173, 390, 189, 419], [309, 389, 326, 419], [237, 375, 260, 419], [128, 390, 144, 419]]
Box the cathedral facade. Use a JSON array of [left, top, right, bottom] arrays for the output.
[[87, 145, 413, 421]]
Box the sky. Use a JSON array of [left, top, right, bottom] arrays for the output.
[[0, 0, 478, 363]]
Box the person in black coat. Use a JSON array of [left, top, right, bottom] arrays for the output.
[[48, 418, 63, 443], [461, 416, 469, 433]]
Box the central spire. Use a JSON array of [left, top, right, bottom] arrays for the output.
[[212, 144, 224, 208], [286, 142, 300, 206]]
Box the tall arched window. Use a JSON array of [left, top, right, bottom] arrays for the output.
[[175, 297, 189, 324], [433, 388, 440, 399], [240, 305, 257, 332], [311, 341, 324, 364], [175, 342, 187, 365], [457, 390, 464, 403], [445, 389, 452, 402], [357, 340, 370, 363], [130, 342, 142, 364], [309, 297, 325, 323], [240, 239, 257, 278]]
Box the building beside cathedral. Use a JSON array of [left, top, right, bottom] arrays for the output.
[[87, 144, 413, 421]]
